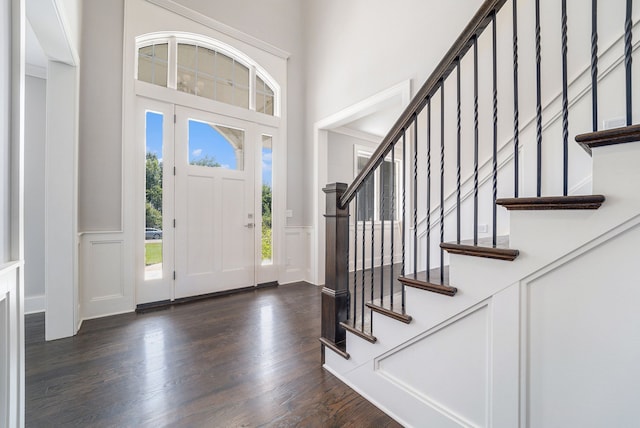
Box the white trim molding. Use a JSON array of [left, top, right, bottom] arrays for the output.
[[312, 79, 412, 285]]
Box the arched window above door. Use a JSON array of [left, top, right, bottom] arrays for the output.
[[136, 32, 279, 117]]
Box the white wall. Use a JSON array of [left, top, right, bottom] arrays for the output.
[[78, 0, 124, 232], [304, 0, 483, 224], [24, 75, 46, 313], [0, 0, 11, 264]]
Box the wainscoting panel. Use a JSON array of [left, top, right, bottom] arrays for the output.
[[524, 225, 640, 428], [81, 233, 134, 319], [0, 261, 23, 428], [280, 226, 312, 284], [376, 304, 490, 427]]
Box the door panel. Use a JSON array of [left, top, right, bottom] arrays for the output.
[[175, 106, 255, 298], [221, 176, 248, 271]]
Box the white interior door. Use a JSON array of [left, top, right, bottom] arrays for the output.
[[174, 106, 256, 298]]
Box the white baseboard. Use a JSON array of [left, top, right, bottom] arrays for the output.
[[25, 294, 46, 314]]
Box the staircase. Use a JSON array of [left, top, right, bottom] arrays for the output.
[[320, 1, 640, 426]]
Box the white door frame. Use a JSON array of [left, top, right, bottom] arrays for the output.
[[135, 96, 282, 303], [311, 80, 411, 285]]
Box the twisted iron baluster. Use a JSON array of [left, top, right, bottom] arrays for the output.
[[536, 0, 543, 197], [625, 0, 633, 126], [361, 209, 365, 331], [380, 155, 385, 305], [426, 100, 432, 280], [402, 131, 406, 279], [402, 131, 406, 313], [353, 194, 358, 327], [474, 37, 479, 245], [440, 82, 445, 283], [591, 0, 598, 132], [562, 0, 569, 196], [390, 144, 395, 308], [413, 114, 418, 280], [493, 12, 498, 246], [457, 60, 462, 244], [513, 0, 520, 197]]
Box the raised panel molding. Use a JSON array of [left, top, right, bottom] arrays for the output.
[[523, 224, 640, 428], [80, 233, 133, 320], [376, 303, 491, 427], [280, 226, 312, 284]]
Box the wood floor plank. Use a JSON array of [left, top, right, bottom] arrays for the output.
[[25, 282, 401, 427]]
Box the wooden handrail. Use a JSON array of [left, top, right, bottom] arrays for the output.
[[340, 0, 508, 208]]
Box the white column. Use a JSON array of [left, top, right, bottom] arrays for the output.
[[44, 61, 79, 340]]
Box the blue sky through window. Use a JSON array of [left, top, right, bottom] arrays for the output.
[[188, 120, 237, 169], [262, 147, 272, 187], [146, 111, 163, 160]]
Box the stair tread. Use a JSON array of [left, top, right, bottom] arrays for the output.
[[496, 195, 605, 210], [575, 124, 640, 155], [319, 337, 350, 360], [340, 320, 377, 343], [366, 291, 412, 324], [441, 236, 519, 261], [399, 266, 457, 296]]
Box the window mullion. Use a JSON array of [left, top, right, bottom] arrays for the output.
[[168, 37, 177, 89], [249, 66, 257, 111]]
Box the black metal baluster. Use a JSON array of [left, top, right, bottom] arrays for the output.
[[457, 60, 462, 244], [413, 114, 418, 279], [370, 188, 375, 310], [562, 0, 569, 196], [493, 12, 498, 247], [380, 155, 385, 305], [513, 0, 520, 197], [402, 130, 406, 280], [402, 131, 407, 313], [440, 82, 445, 282], [390, 144, 395, 308], [361, 208, 365, 331], [536, 0, 543, 197], [427, 100, 432, 280], [474, 37, 479, 245], [592, 0, 598, 132], [625, 0, 633, 126], [353, 194, 358, 327]]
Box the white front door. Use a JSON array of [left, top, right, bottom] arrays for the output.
[[174, 106, 256, 297]]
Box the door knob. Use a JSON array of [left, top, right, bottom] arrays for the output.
[[244, 223, 255, 228]]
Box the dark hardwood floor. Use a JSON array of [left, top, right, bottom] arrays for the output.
[[25, 282, 401, 427]]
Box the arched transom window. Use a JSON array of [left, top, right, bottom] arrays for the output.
[[136, 33, 279, 116]]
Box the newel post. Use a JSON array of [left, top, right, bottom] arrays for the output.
[[320, 183, 350, 361]]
